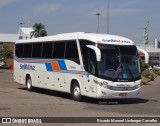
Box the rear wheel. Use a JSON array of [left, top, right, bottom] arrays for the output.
[[26, 76, 32, 91], [71, 83, 82, 101]]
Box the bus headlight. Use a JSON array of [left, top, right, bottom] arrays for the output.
[[101, 84, 108, 88], [93, 79, 110, 89], [106, 85, 112, 89], [101, 81, 109, 88], [135, 84, 141, 89]]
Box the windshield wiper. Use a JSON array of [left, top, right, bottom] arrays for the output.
[[112, 62, 122, 81], [124, 63, 135, 80]]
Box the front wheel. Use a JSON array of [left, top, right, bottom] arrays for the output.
[[26, 76, 32, 91], [71, 83, 82, 101]]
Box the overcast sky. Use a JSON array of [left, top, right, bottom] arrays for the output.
[[0, 0, 160, 44]]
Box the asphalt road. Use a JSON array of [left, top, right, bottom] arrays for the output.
[[0, 70, 160, 126]]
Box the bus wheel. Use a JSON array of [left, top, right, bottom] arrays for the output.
[[26, 76, 32, 91], [71, 83, 82, 101]]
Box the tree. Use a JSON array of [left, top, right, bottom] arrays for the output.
[[0, 43, 13, 66], [30, 23, 47, 38]]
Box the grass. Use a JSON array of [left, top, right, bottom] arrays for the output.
[[141, 68, 160, 84]]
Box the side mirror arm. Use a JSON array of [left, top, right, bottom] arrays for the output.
[[86, 45, 101, 61]]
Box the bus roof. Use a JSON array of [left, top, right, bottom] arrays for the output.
[[16, 32, 135, 45]]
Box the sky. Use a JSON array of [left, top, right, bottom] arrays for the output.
[[0, 0, 160, 44]]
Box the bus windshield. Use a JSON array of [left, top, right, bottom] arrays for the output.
[[97, 44, 141, 82]]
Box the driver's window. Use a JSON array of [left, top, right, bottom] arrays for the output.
[[86, 48, 97, 75]]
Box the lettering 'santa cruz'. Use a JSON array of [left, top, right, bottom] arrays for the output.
[[20, 64, 35, 70]]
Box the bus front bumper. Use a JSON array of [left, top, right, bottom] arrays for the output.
[[97, 87, 141, 99]]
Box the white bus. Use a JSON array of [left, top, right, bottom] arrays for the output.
[[14, 32, 141, 101]]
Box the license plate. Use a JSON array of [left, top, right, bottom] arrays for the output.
[[119, 93, 127, 96]]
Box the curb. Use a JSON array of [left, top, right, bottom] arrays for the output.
[[142, 75, 160, 85]]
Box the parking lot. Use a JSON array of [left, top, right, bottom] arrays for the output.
[[0, 70, 160, 126]]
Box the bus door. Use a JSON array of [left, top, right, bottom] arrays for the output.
[[84, 74, 97, 97], [83, 48, 97, 97]]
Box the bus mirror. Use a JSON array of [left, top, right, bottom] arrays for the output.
[[86, 45, 101, 61]]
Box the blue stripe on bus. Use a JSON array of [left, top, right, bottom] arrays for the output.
[[45, 63, 53, 71], [58, 60, 67, 70]]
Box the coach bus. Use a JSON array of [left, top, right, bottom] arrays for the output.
[[14, 32, 141, 101]]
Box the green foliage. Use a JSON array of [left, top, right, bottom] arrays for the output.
[[152, 68, 160, 75], [30, 23, 47, 38], [140, 60, 149, 72], [0, 44, 13, 66], [142, 70, 154, 81], [139, 60, 160, 84], [142, 68, 160, 81]]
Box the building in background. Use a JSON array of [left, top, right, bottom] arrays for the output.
[[137, 39, 160, 65], [0, 27, 33, 66], [18, 27, 33, 40]]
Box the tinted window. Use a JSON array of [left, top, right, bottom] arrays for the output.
[[120, 46, 137, 55], [65, 41, 79, 64], [32, 43, 42, 58], [42, 42, 53, 58], [79, 40, 95, 70], [87, 48, 97, 75], [23, 43, 32, 58], [53, 42, 65, 59], [15, 44, 23, 57]]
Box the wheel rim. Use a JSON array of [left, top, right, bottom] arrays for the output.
[[27, 79, 31, 89], [74, 86, 80, 97]]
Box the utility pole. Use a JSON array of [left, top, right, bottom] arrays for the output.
[[95, 13, 101, 33], [107, 0, 110, 34]]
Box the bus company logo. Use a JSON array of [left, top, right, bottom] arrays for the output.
[[102, 39, 120, 43], [20, 64, 35, 70], [102, 39, 130, 43]]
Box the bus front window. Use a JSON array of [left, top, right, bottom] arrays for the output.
[[99, 54, 120, 78], [98, 44, 141, 82]]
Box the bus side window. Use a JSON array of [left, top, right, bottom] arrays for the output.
[[32, 43, 42, 58], [65, 41, 80, 64], [23, 43, 32, 58], [53, 42, 65, 59], [42, 42, 53, 58], [15, 44, 23, 58]]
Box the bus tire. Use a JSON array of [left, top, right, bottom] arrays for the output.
[[71, 83, 82, 101], [26, 76, 32, 91]]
